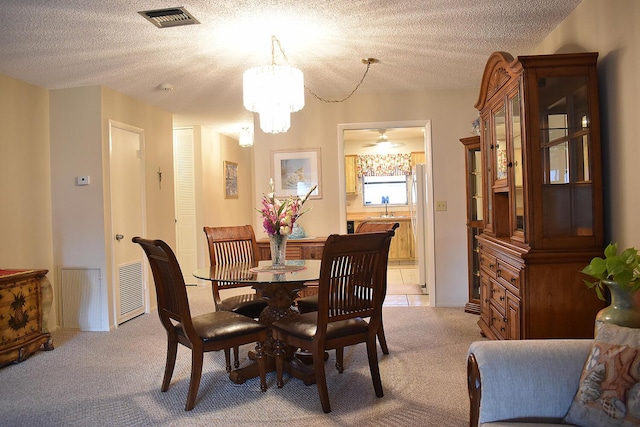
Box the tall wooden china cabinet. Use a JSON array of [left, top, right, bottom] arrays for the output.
[[475, 52, 604, 340], [461, 136, 482, 315]]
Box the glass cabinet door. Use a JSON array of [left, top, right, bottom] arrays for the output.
[[493, 106, 508, 185], [482, 117, 493, 233], [470, 148, 483, 222], [470, 146, 482, 303], [510, 91, 525, 237], [461, 135, 483, 314], [538, 74, 593, 238]]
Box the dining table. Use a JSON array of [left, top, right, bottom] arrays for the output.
[[193, 259, 322, 386]]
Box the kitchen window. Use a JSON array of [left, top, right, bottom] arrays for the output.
[[362, 175, 408, 205]]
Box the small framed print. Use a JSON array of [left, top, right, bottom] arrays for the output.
[[271, 148, 322, 199], [224, 161, 238, 199]]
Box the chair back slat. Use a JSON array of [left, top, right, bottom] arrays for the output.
[[204, 225, 258, 264], [204, 225, 259, 292], [212, 240, 254, 265], [317, 231, 393, 326]]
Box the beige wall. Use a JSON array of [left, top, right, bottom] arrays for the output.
[[252, 88, 479, 306], [534, 0, 640, 249], [0, 74, 54, 278], [196, 126, 254, 269], [50, 85, 174, 330]]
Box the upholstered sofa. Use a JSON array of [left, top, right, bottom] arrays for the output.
[[467, 339, 593, 427]]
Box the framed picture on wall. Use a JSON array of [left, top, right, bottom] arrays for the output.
[[271, 148, 322, 199], [224, 161, 238, 199]]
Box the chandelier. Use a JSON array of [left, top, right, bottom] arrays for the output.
[[239, 126, 254, 147], [243, 36, 304, 134], [243, 36, 377, 134]]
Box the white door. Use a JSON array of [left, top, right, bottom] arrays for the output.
[[110, 121, 147, 324], [173, 127, 198, 285]]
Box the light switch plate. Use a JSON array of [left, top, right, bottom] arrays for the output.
[[435, 200, 447, 211]]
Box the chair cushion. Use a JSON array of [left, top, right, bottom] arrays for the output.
[[218, 293, 268, 319], [564, 322, 640, 426], [296, 294, 318, 313], [176, 311, 266, 342], [272, 312, 368, 341]]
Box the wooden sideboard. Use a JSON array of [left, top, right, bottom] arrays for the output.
[[0, 269, 54, 367], [257, 237, 326, 298], [257, 236, 326, 262]]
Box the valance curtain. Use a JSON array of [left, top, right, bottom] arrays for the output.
[[356, 154, 412, 177]]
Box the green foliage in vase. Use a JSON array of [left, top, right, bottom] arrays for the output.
[[582, 243, 640, 300]]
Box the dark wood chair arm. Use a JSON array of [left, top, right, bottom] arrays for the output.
[[467, 353, 481, 427]]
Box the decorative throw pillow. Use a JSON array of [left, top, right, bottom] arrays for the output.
[[564, 322, 640, 426]]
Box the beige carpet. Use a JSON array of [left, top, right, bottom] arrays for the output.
[[0, 286, 483, 426]]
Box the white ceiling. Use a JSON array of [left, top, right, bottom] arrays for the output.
[[0, 1, 581, 137]]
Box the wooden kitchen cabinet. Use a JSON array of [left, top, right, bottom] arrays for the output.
[[345, 154, 358, 195], [353, 219, 414, 261], [475, 52, 605, 340], [410, 151, 425, 166]]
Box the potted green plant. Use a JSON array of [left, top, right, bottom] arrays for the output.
[[582, 242, 640, 328]]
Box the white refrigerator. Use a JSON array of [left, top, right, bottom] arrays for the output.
[[410, 163, 430, 295]]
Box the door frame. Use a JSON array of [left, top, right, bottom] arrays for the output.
[[337, 120, 436, 305], [108, 120, 149, 326]]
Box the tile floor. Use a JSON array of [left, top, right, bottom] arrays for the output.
[[384, 265, 430, 307]]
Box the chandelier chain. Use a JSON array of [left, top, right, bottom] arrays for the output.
[[305, 60, 371, 103], [271, 35, 374, 104]]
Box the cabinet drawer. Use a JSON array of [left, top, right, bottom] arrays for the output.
[[285, 246, 302, 259], [489, 280, 506, 311], [496, 260, 520, 292], [479, 251, 497, 278], [479, 274, 491, 325], [301, 245, 323, 260], [489, 304, 507, 339]]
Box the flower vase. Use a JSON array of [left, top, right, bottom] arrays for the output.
[[269, 234, 288, 269], [595, 279, 640, 331]]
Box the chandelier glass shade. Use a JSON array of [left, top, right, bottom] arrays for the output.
[[243, 64, 304, 134], [239, 127, 254, 147]]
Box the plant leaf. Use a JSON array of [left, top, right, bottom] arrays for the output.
[[604, 242, 618, 258]]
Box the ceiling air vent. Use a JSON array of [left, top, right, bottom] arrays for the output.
[[139, 7, 200, 28]]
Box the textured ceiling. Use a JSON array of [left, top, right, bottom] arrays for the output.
[[0, 1, 581, 136]]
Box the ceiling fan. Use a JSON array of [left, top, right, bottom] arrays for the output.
[[362, 129, 404, 148]]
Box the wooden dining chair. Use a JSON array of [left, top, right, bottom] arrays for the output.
[[272, 231, 394, 413], [132, 237, 267, 411], [203, 225, 269, 369], [297, 221, 399, 361]]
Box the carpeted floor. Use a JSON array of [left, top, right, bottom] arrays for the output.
[[0, 286, 483, 426]]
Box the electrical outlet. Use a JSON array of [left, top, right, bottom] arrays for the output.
[[435, 200, 447, 211]]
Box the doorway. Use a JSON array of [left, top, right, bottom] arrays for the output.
[[173, 127, 198, 285], [109, 120, 148, 325], [337, 120, 436, 306]]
